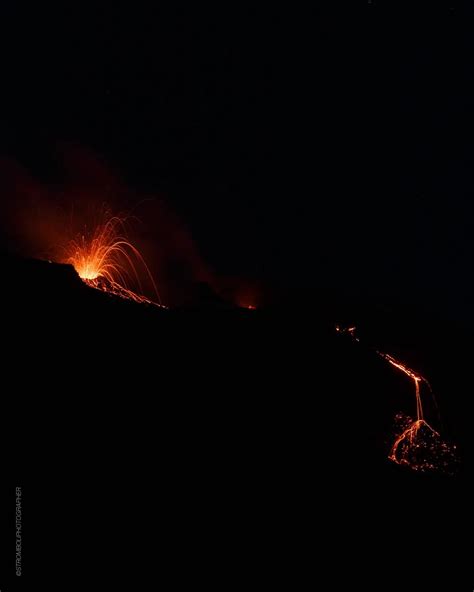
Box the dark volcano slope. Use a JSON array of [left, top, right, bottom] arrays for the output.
[[1, 254, 471, 586]]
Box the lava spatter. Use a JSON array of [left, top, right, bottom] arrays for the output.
[[64, 214, 164, 307]]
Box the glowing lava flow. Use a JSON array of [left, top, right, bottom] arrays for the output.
[[64, 215, 164, 307], [377, 353, 426, 422], [377, 352, 442, 469], [335, 324, 457, 473]]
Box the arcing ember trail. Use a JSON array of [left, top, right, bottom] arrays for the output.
[[63, 215, 165, 307]]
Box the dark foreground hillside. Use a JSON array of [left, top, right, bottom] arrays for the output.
[[0, 254, 472, 588]]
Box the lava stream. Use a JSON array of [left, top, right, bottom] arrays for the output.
[[335, 324, 457, 473]]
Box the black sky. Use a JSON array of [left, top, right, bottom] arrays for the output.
[[0, 5, 472, 319]]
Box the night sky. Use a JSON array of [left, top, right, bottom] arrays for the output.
[[0, 5, 472, 318]]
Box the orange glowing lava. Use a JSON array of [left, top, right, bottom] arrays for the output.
[[378, 353, 426, 422], [336, 324, 457, 473], [64, 215, 163, 307], [379, 354, 444, 470]]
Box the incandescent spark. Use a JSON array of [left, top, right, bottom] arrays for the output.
[[63, 215, 164, 307]]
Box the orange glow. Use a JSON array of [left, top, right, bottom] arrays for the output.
[[64, 215, 164, 307], [335, 324, 359, 341], [336, 324, 457, 473], [388, 414, 456, 472], [378, 353, 425, 421]]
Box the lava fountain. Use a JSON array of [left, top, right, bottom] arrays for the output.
[[64, 215, 164, 307]]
